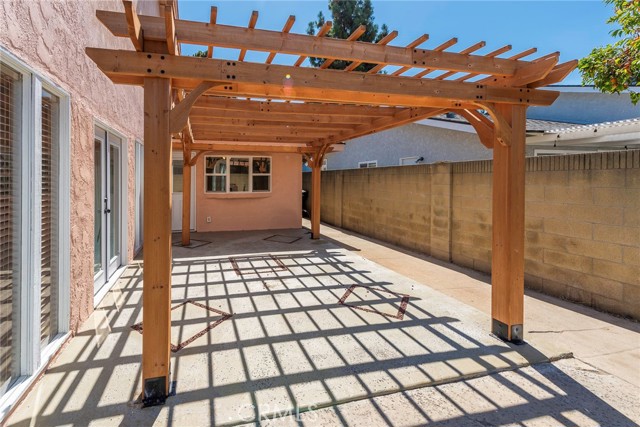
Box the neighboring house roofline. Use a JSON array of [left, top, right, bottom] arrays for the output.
[[527, 118, 640, 147], [415, 115, 580, 135], [415, 114, 640, 148], [543, 85, 640, 94]]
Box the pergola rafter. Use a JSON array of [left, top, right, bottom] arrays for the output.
[[99, 10, 522, 76], [86, 1, 576, 407]]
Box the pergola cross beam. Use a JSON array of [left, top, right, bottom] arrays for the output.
[[85, 48, 560, 108]]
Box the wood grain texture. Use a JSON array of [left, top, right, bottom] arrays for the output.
[[491, 104, 526, 340], [142, 77, 172, 391], [85, 48, 560, 107]]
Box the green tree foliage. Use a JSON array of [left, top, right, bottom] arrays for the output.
[[193, 50, 207, 58], [578, 0, 639, 104], [307, 0, 389, 72]]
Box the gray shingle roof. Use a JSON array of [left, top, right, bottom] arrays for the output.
[[541, 117, 640, 134], [426, 113, 580, 133]]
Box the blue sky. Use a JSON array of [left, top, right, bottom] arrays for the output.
[[178, 1, 615, 84]]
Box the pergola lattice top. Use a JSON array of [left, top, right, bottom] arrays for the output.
[[87, 2, 577, 157], [86, 2, 577, 405]]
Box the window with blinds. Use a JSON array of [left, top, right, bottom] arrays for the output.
[[0, 67, 21, 393], [0, 52, 70, 407], [40, 89, 59, 346]]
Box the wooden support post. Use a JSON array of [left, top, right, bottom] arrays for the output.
[[181, 157, 191, 246], [491, 104, 526, 343], [142, 77, 172, 405], [310, 163, 321, 239]]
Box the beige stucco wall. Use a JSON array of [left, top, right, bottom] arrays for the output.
[[304, 150, 640, 319], [195, 153, 303, 232], [1, 1, 150, 330]]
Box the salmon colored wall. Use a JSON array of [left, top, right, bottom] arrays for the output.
[[195, 153, 303, 232], [0, 0, 153, 331]]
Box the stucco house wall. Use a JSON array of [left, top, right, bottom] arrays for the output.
[[194, 153, 303, 232], [325, 123, 492, 170], [529, 87, 639, 124], [0, 0, 149, 330]]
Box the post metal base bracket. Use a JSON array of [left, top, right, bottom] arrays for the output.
[[143, 376, 168, 407], [492, 319, 524, 343]]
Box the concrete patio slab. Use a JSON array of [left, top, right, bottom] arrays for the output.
[[256, 358, 639, 427], [312, 221, 640, 390], [6, 228, 574, 427]]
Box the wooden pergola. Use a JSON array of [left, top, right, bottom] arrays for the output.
[[87, 1, 576, 406]]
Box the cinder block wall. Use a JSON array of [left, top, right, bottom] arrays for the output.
[[303, 150, 640, 319], [450, 160, 493, 274], [304, 166, 433, 253]]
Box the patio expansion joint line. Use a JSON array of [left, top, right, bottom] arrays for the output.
[[171, 238, 212, 249], [241, 352, 576, 426], [527, 327, 608, 334], [263, 234, 302, 244]]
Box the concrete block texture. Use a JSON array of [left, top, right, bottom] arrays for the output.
[[304, 150, 640, 319]]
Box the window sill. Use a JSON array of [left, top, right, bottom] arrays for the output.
[[204, 192, 271, 199]]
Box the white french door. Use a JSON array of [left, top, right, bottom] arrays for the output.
[[94, 127, 122, 294]]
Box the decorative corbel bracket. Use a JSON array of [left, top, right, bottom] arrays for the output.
[[169, 81, 218, 133], [188, 150, 207, 167], [479, 103, 512, 147], [456, 109, 495, 149], [308, 143, 332, 168]]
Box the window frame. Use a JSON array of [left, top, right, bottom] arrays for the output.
[[358, 160, 378, 168], [399, 156, 420, 166], [251, 156, 271, 193], [203, 156, 228, 193], [204, 155, 272, 194], [0, 47, 71, 410]]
